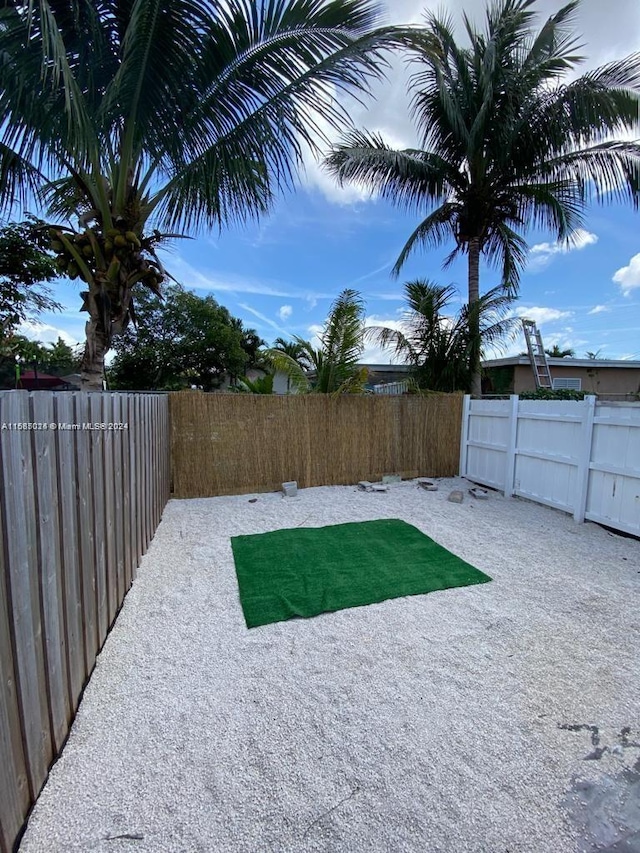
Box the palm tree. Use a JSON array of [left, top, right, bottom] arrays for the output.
[[368, 280, 516, 392], [325, 0, 640, 396], [272, 337, 314, 371], [266, 289, 368, 393], [0, 1, 416, 388], [236, 374, 275, 394], [545, 344, 575, 358]]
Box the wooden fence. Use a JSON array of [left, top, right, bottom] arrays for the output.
[[170, 392, 463, 498], [0, 391, 170, 853]]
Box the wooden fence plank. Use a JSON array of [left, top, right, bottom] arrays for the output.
[[129, 398, 138, 568], [111, 396, 125, 607], [131, 395, 141, 571], [121, 396, 132, 591], [89, 395, 108, 647], [102, 395, 117, 626], [162, 396, 170, 504], [151, 398, 158, 526], [0, 393, 52, 799], [73, 394, 98, 675], [29, 395, 71, 753], [0, 481, 30, 853], [142, 397, 151, 552], [53, 394, 86, 712]]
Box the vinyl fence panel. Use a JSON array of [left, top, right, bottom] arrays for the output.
[[461, 395, 640, 536]]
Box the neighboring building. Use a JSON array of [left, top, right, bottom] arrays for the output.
[[362, 364, 411, 392], [482, 357, 640, 400], [17, 370, 75, 391]]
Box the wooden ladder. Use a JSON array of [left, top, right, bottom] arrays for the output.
[[522, 319, 552, 389]]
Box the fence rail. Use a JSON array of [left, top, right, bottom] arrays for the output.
[[170, 392, 464, 498], [0, 391, 170, 853], [460, 395, 640, 536]]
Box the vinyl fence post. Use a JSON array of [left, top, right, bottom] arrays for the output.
[[459, 395, 471, 477], [503, 395, 519, 497], [574, 395, 597, 524]]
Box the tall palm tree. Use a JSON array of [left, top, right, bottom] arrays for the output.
[[0, 0, 416, 388], [369, 279, 516, 392], [266, 289, 368, 393], [326, 0, 640, 396]]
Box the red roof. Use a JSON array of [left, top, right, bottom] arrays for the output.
[[17, 371, 73, 390]]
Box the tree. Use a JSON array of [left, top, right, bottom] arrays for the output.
[[0, 219, 62, 337], [545, 344, 575, 358], [325, 0, 640, 396], [0, 1, 417, 389], [236, 374, 275, 394], [109, 285, 252, 391], [369, 280, 516, 392], [43, 338, 82, 375], [272, 337, 314, 370], [266, 289, 368, 393]]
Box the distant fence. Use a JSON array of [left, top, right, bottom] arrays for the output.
[[170, 392, 463, 498], [372, 380, 410, 395], [0, 391, 170, 853], [460, 395, 640, 537]]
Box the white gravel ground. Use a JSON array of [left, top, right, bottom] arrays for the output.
[[19, 477, 640, 853]]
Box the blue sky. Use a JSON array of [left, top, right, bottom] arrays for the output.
[[19, 0, 640, 363]]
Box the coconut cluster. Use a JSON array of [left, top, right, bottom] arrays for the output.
[[48, 225, 164, 295]]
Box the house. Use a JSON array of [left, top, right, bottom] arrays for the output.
[[482, 356, 640, 400], [17, 370, 75, 391], [362, 364, 411, 392]]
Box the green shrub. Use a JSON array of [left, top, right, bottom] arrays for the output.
[[519, 388, 587, 401]]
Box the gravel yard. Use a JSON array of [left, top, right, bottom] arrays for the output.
[[19, 478, 640, 853]]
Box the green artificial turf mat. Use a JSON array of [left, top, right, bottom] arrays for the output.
[[231, 518, 491, 628]]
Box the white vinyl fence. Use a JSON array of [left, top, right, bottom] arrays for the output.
[[460, 395, 640, 537]]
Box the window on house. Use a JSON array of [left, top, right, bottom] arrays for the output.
[[552, 377, 581, 390]]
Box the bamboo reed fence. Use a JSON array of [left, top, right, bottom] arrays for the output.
[[0, 391, 170, 853], [170, 392, 463, 498]]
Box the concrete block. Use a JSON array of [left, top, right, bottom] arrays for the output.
[[371, 484, 389, 493], [469, 487, 489, 500], [282, 481, 298, 497], [447, 490, 464, 504], [382, 475, 402, 485], [358, 481, 373, 491], [417, 479, 438, 491]]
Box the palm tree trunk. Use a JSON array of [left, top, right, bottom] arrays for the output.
[[468, 238, 482, 397], [80, 318, 109, 390]]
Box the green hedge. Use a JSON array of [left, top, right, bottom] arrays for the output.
[[519, 388, 587, 401]]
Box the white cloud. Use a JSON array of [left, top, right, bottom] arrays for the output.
[[278, 305, 293, 321], [512, 306, 573, 325], [304, 0, 640, 206], [239, 303, 290, 338], [613, 253, 640, 296], [588, 304, 610, 315], [17, 320, 83, 348], [306, 323, 324, 350], [362, 315, 407, 363], [528, 229, 599, 271], [166, 255, 292, 298]]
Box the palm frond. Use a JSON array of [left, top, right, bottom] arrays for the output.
[[263, 347, 311, 394]]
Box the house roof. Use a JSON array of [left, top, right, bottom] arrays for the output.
[[17, 370, 74, 390], [360, 363, 411, 373], [482, 357, 640, 370]]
